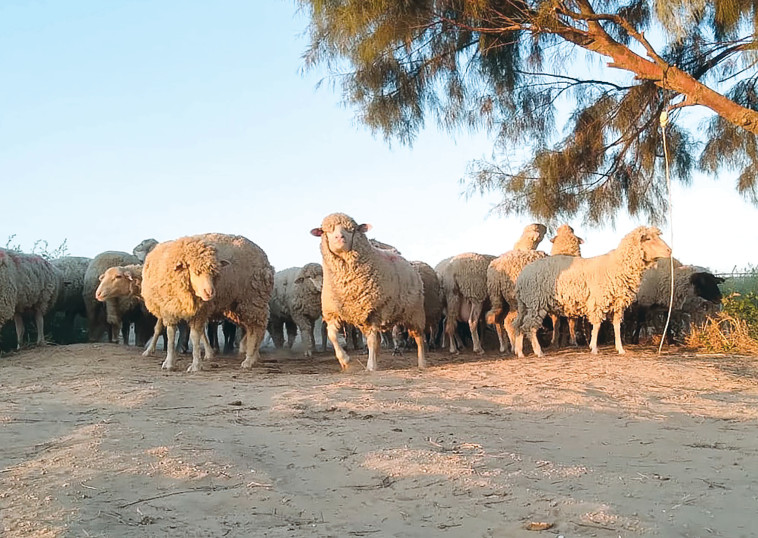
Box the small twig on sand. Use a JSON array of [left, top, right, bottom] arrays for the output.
[[118, 483, 243, 508]]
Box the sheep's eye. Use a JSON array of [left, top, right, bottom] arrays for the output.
[[115, 274, 122, 279]]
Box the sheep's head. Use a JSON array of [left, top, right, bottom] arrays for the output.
[[513, 223, 547, 251], [133, 238, 159, 263], [96, 265, 141, 301], [550, 224, 584, 256], [172, 238, 227, 302], [311, 213, 372, 255], [628, 226, 672, 263], [295, 262, 324, 292]]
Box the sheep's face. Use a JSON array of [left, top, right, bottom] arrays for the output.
[[133, 238, 159, 263], [312, 222, 372, 255], [639, 228, 672, 262], [95, 267, 136, 302], [185, 266, 216, 302]]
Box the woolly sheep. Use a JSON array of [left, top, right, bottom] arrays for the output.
[[83, 251, 149, 345], [514, 226, 672, 357], [547, 224, 585, 347], [0, 249, 61, 349], [268, 263, 325, 357], [439, 223, 546, 355], [311, 212, 426, 371], [50, 256, 91, 341], [141, 233, 274, 372], [628, 258, 724, 343], [485, 223, 550, 354], [132, 238, 159, 263], [410, 260, 444, 349]]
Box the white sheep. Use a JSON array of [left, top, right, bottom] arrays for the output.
[[311, 212, 426, 371], [514, 226, 672, 357], [141, 233, 274, 372], [439, 223, 546, 354], [629, 258, 724, 344], [83, 251, 149, 345], [410, 260, 444, 349], [546, 224, 585, 347], [268, 263, 325, 357], [0, 248, 61, 349], [485, 223, 550, 354]]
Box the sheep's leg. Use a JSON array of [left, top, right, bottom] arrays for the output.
[[494, 322, 507, 353], [549, 315, 561, 347], [161, 324, 178, 370], [528, 327, 544, 358], [612, 310, 626, 354], [589, 322, 601, 354], [567, 318, 578, 346], [14, 314, 25, 350], [326, 321, 351, 369], [409, 329, 426, 369], [391, 325, 404, 356], [504, 311, 518, 354], [121, 321, 130, 346], [200, 329, 215, 361], [469, 301, 484, 354], [240, 324, 265, 368], [365, 329, 381, 371], [284, 320, 298, 349], [293, 314, 314, 357], [269, 317, 285, 348], [320, 320, 328, 352], [187, 321, 206, 372], [514, 331, 524, 358], [35, 309, 46, 346], [143, 319, 164, 357]]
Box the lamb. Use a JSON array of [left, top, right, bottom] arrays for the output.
[[438, 223, 546, 354], [628, 258, 724, 344], [311, 212, 426, 371], [83, 251, 149, 345], [49, 256, 91, 343], [141, 233, 274, 372], [132, 238, 159, 263], [268, 263, 325, 357], [0, 248, 61, 349], [513, 226, 672, 357], [410, 260, 444, 349]]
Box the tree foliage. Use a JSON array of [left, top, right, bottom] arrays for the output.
[[299, 0, 758, 225]]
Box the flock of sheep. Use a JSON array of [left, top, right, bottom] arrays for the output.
[[0, 212, 726, 371]]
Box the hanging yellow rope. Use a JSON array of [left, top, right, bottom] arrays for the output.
[[658, 109, 675, 355]]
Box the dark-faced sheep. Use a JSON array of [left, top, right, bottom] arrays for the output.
[[311, 213, 426, 371], [514, 226, 672, 357], [141, 233, 274, 372]]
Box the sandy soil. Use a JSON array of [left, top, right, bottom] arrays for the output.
[[2, 342, 758, 537]]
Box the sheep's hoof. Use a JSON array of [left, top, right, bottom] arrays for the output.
[[186, 363, 203, 373], [142, 350, 153, 358], [161, 360, 175, 371], [240, 357, 257, 369]]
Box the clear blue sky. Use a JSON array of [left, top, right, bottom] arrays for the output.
[[2, 0, 755, 273]]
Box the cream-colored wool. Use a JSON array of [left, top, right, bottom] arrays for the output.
[[268, 263, 324, 357]]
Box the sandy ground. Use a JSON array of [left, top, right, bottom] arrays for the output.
[[1, 341, 758, 537]]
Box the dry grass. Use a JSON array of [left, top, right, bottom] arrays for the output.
[[685, 311, 758, 354]]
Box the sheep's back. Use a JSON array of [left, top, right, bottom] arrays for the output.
[[450, 253, 496, 302], [0, 250, 19, 323], [270, 267, 300, 320], [488, 250, 547, 304], [9, 252, 61, 315]]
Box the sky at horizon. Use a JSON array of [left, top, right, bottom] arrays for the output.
[[2, 0, 756, 274]]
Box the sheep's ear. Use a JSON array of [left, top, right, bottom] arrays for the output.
[[358, 223, 372, 233], [219, 259, 231, 268], [98, 274, 104, 281], [174, 262, 185, 271], [549, 236, 556, 243], [578, 237, 584, 244], [310, 228, 324, 237], [124, 270, 134, 281]]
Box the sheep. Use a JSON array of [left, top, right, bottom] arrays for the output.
[[439, 223, 546, 355], [0, 248, 61, 349], [628, 258, 725, 344], [268, 263, 325, 357], [83, 251, 149, 345], [485, 223, 550, 354], [410, 260, 444, 349], [311, 212, 426, 371], [513, 226, 672, 357], [132, 238, 159, 263], [141, 233, 274, 372], [547, 224, 585, 347], [49, 256, 91, 343]]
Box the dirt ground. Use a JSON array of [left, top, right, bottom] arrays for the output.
[[2, 341, 758, 537]]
